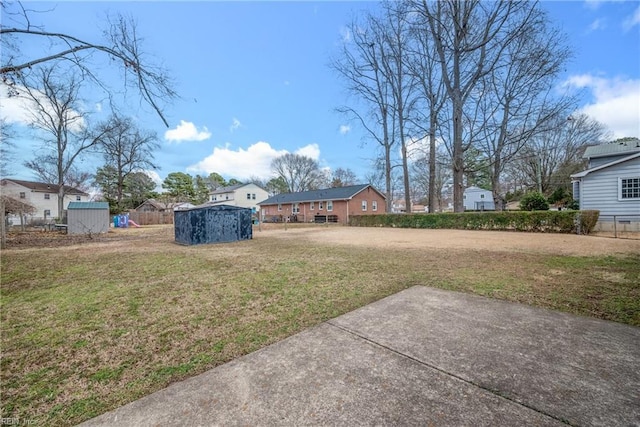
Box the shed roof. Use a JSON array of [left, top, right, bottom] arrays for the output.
[[67, 202, 110, 210], [583, 139, 640, 159], [259, 184, 384, 205]]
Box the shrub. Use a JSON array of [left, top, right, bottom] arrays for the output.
[[519, 192, 549, 211], [350, 210, 600, 234]]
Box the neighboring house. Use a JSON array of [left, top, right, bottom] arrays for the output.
[[463, 186, 495, 211], [571, 139, 640, 220], [259, 184, 387, 224], [207, 183, 269, 215], [134, 199, 191, 212], [1, 178, 88, 224]]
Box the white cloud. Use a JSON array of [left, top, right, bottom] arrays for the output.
[[294, 143, 320, 160], [95, 103, 103, 113], [564, 74, 640, 138], [164, 120, 211, 143], [339, 125, 351, 135], [229, 117, 241, 132], [588, 18, 606, 32], [187, 141, 321, 181], [623, 5, 640, 31]]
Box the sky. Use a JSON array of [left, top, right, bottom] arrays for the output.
[[1, 0, 639, 189]]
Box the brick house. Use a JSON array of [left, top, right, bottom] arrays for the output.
[[258, 184, 386, 224]]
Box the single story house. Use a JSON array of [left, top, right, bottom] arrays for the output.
[[258, 184, 386, 224], [463, 186, 495, 211], [0, 178, 88, 224], [571, 139, 640, 227], [134, 199, 191, 212], [208, 183, 269, 216]]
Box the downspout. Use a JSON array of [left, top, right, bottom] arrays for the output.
[[346, 199, 350, 225]]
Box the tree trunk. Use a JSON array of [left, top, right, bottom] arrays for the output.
[[452, 91, 465, 212], [428, 106, 437, 214]]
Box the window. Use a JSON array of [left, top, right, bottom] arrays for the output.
[[19, 192, 25, 199], [247, 193, 251, 200], [252, 194, 256, 200], [76, 195, 81, 201], [293, 203, 300, 214], [620, 177, 640, 200], [362, 200, 367, 211], [372, 200, 378, 211], [319, 201, 324, 210], [225, 195, 229, 200], [480, 194, 485, 199], [44, 194, 50, 200], [327, 201, 333, 211], [44, 209, 51, 217], [310, 202, 315, 210], [278, 204, 282, 211]]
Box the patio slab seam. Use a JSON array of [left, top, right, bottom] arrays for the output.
[[325, 319, 573, 426]]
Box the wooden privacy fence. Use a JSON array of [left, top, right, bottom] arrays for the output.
[[128, 211, 174, 225]]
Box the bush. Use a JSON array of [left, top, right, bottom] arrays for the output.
[[519, 192, 549, 211], [349, 210, 600, 234]]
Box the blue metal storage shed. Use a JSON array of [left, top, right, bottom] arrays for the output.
[[174, 204, 253, 245]]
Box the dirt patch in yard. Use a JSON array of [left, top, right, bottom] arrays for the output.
[[5, 224, 639, 256], [255, 225, 640, 256]]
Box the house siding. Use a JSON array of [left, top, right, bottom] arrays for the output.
[[1, 180, 88, 223], [209, 184, 268, 214], [578, 156, 640, 216], [589, 154, 633, 168], [463, 187, 495, 211]]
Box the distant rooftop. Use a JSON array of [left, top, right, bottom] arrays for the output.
[[583, 138, 640, 159]]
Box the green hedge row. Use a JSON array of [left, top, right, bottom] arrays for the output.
[[349, 210, 600, 234]]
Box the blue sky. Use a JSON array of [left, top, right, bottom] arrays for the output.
[[2, 1, 639, 188]]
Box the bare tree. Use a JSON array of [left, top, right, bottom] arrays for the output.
[[378, 2, 416, 214], [471, 8, 574, 209], [332, 13, 397, 211], [271, 153, 322, 193], [1, 2, 176, 126], [1, 119, 17, 248], [416, 0, 540, 212], [405, 4, 448, 215], [95, 114, 158, 211], [20, 66, 108, 219], [516, 114, 610, 194], [330, 167, 358, 187]]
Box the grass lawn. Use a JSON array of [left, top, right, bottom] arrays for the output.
[[1, 225, 639, 425]]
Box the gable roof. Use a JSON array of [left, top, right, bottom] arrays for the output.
[[2, 178, 88, 195], [259, 184, 384, 205], [583, 139, 640, 159], [210, 183, 266, 195], [571, 152, 640, 179]]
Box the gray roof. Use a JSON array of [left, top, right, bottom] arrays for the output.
[[3, 178, 88, 195], [583, 139, 640, 159], [67, 202, 109, 210], [210, 184, 245, 194], [259, 184, 383, 205]]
